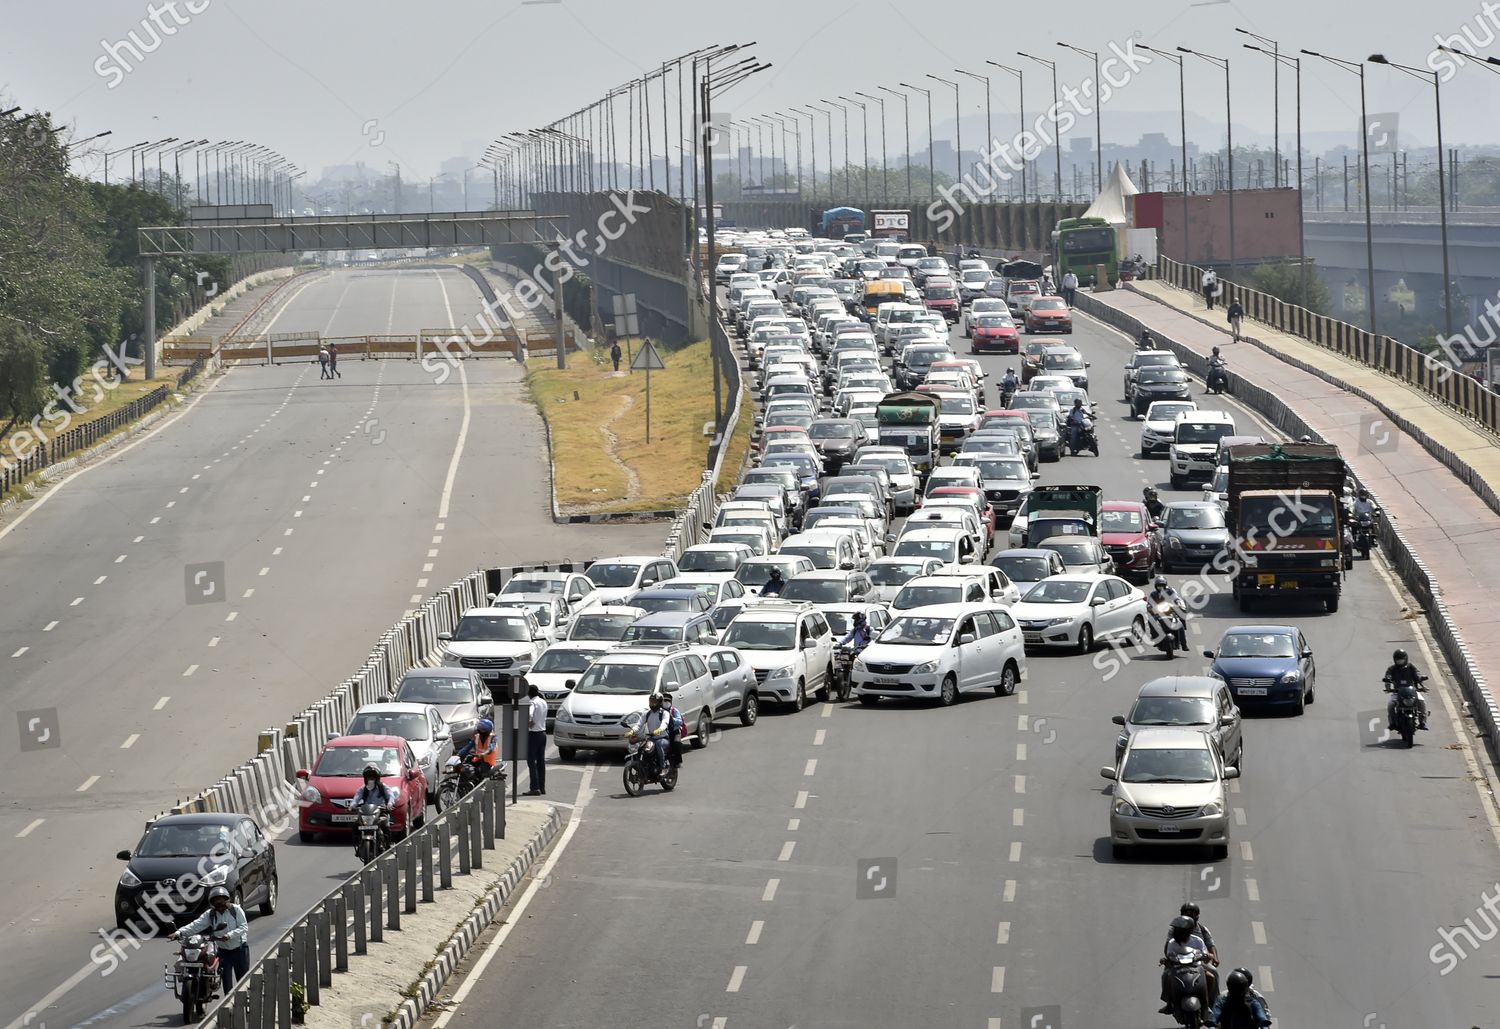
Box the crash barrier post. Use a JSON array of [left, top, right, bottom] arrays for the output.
[[706, 313, 746, 485], [2, 386, 173, 501]]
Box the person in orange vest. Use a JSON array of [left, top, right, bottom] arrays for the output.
[[457, 719, 498, 774]]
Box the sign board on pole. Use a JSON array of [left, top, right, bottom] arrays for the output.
[[629, 339, 665, 371], [612, 293, 640, 338]]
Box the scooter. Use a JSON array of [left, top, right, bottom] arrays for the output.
[[1355, 510, 1379, 559], [623, 718, 678, 796], [1066, 421, 1100, 457], [1161, 952, 1213, 1028], [1206, 364, 1230, 395], [831, 645, 858, 701], [164, 933, 221, 1025], [1151, 601, 1185, 658], [1385, 676, 1429, 747]]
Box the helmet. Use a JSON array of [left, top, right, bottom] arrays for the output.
[[768, 568, 783, 580], [1154, 575, 1168, 590], [362, 764, 380, 782], [853, 612, 867, 626], [208, 886, 232, 904], [1143, 486, 1158, 499], [1180, 901, 1201, 919], [1393, 648, 1409, 665], [1299, 434, 1313, 443], [1169, 916, 1196, 941], [1233, 967, 1254, 986], [649, 693, 663, 708], [1225, 969, 1250, 997], [477, 719, 493, 734], [1358, 488, 1369, 500], [1212, 346, 1221, 355], [1072, 398, 1083, 408]]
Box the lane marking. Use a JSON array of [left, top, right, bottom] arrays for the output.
[[803, 759, 817, 776], [258, 567, 269, 576], [1017, 714, 1029, 731], [1016, 742, 1027, 761], [821, 703, 833, 718], [154, 697, 170, 710], [283, 528, 293, 537], [115, 554, 126, 563], [243, 589, 254, 598], [183, 665, 198, 677], [94, 576, 106, 585], [1003, 880, 1017, 903], [1012, 808, 1024, 827], [996, 921, 1011, 945], [1252, 920, 1267, 945], [777, 841, 795, 861], [208, 637, 220, 648], [1017, 689, 1028, 705], [1014, 774, 1026, 794], [423, 563, 434, 573], [69, 597, 83, 607], [226, 611, 238, 622], [427, 548, 439, 558], [11, 647, 27, 658], [416, 578, 429, 588], [787, 818, 799, 831], [132, 535, 144, 543], [43, 621, 56, 632], [991, 966, 1006, 993], [273, 547, 283, 556], [410, 595, 424, 604], [178, 487, 189, 494], [745, 921, 763, 945], [432, 270, 473, 521], [762, 879, 779, 901], [432, 535, 443, 544], [120, 734, 139, 748], [1240, 841, 1254, 861], [1008, 842, 1022, 862], [1258, 966, 1274, 992], [1234, 807, 1247, 826], [1246, 878, 1260, 902], [150, 517, 160, 524], [813, 729, 826, 746], [726, 966, 747, 993], [16, 819, 44, 838], [77, 776, 99, 792], [794, 790, 808, 809]]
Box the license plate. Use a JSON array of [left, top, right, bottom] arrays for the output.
[[1257, 574, 1276, 586], [330, 813, 358, 823], [874, 676, 900, 685], [480, 672, 501, 682], [1024, 633, 1042, 643], [1156, 824, 1181, 834], [1281, 580, 1298, 589], [1237, 687, 1268, 696], [587, 730, 604, 738]]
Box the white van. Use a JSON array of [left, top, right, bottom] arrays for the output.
[[1169, 410, 1237, 489], [874, 303, 926, 350]]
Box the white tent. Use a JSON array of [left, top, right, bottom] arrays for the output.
[[1081, 163, 1140, 228]]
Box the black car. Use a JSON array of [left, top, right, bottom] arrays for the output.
[[115, 813, 278, 930], [1130, 367, 1193, 417]]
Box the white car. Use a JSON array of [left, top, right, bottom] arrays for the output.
[[1010, 574, 1148, 652], [656, 576, 748, 607], [1201, 465, 1230, 511], [438, 607, 549, 693], [565, 604, 647, 642], [734, 554, 817, 596], [688, 644, 762, 727], [526, 642, 613, 724], [488, 593, 572, 644], [1168, 410, 1236, 490], [585, 556, 681, 604], [341, 703, 453, 804], [892, 526, 977, 567], [716, 253, 749, 284], [493, 571, 599, 612], [902, 507, 986, 561], [719, 600, 835, 710], [932, 565, 1021, 605], [890, 574, 994, 614], [552, 646, 716, 759], [851, 602, 1026, 704], [851, 449, 919, 514], [1139, 400, 1198, 457], [865, 556, 944, 603], [963, 297, 1011, 337], [676, 543, 755, 577], [778, 530, 860, 572]]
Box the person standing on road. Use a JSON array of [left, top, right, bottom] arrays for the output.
[[328, 341, 342, 378], [524, 683, 548, 795], [1226, 299, 1244, 343], [318, 344, 331, 379], [1202, 268, 1219, 310], [610, 340, 622, 372], [171, 886, 249, 995], [1061, 270, 1079, 307]]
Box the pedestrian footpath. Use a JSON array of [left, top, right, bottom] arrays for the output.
[[1082, 281, 1500, 755]]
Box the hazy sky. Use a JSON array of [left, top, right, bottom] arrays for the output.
[[4, 0, 1500, 182]]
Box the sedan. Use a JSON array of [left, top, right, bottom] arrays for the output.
[[1139, 400, 1198, 456], [342, 703, 454, 804], [1130, 367, 1193, 417], [115, 814, 278, 929], [970, 313, 1021, 354], [296, 734, 429, 842], [1160, 502, 1231, 573], [1010, 574, 1148, 652], [1203, 624, 1317, 712], [391, 667, 493, 742], [989, 548, 1067, 595], [1101, 727, 1237, 860], [1024, 297, 1074, 334], [1112, 676, 1243, 768], [1037, 535, 1114, 576], [526, 641, 612, 722]]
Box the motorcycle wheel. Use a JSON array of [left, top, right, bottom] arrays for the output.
[[439, 783, 458, 810], [661, 766, 678, 791], [1402, 727, 1415, 748], [182, 992, 195, 1026], [623, 763, 644, 797], [1359, 545, 1371, 559]]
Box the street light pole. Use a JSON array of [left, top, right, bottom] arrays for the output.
[[810, 105, 835, 201], [1141, 46, 1191, 265], [899, 83, 935, 199], [856, 92, 888, 202], [1303, 49, 1378, 334], [1059, 44, 1102, 193], [987, 63, 1027, 201], [823, 99, 852, 198], [879, 86, 911, 201], [1180, 48, 1235, 275], [1018, 53, 1060, 200], [839, 96, 871, 200], [957, 70, 991, 190], [928, 74, 961, 184], [1247, 46, 1306, 307], [1237, 30, 1281, 186]]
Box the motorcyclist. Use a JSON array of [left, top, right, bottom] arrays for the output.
[[1143, 486, 1165, 521], [170, 885, 250, 994], [1161, 905, 1218, 1012], [1352, 488, 1377, 521], [1385, 647, 1429, 731], [1000, 368, 1020, 396], [1207, 346, 1228, 392], [1227, 967, 1271, 1019], [1205, 969, 1271, 1027], [1159, 916, 1213, 1014], [456, 718, 498, 775], [662, 691, 686, 768], [760, 567, 785, 597], [1065, 398, 1092, 452], [1138, 329, 1157, 350], [350, 765, 398, 851], [838, 611, 874, 652], [1148, 575, 1188, 651], [634, 694, 673, 776]]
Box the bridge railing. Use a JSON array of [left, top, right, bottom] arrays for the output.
[[1157, 255, 1500, 439]]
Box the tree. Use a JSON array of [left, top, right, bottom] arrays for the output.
[[1248, 260, 1331, 314]]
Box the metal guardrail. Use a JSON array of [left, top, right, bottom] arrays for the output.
[[1, 386, 171, 500], [204, 777, 511, 1029]]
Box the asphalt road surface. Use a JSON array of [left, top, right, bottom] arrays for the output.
[[0, 267, 667, 1029], [422, 302, 1500, 1028]]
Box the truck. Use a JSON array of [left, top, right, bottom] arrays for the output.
[[1022, 484, 1103, 547], [875, 391, 941, 479], [1051, 216, 1118, 287], [870, 210, 912, 241], [1225, 442, 1346, 613], [820, 207, 866, 238]]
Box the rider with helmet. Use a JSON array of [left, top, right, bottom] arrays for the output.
[[1143, 486, 1165, 521], [1148, 575, 1188, 651], [761, 567, 786, 597], [1352, 488, 1376, 520], [1160, 915, 1213, 1013], [170, 885, 250, 993], [1384, 648, 1429, 731], [634, 693, 673, 776], [1000, 367, 1020, 395], [352, 764, 398, 810], [1205, 968, 1271, 1027], [457, 719, 499, 771], [1161, 902, 1218, 1010], [839, 611, 874, 652], [1138, 329, 1157, 350], [1066, 398, 1093, 453]]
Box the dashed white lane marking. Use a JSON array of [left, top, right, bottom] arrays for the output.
[[150, 517, 160, 524], [1016, 742, 1028, 761], [1003, 880, 1017, 902], [115, 554, 127, 563], [762, 879, 779, 901], [813, 729, 826, 746], [154, 697, 170, 710], [77, 776, 99, 792], [283, 528, 293, 537], [777, 841, 795, 861], [294, 510, 303, 518], [208, 637, 220, 648], [183, 665, 199, 677], [787, 818, 799, 831], [1008, 842, 1022, 862], [988, 1019, 1002, 1029], [16, 819, 44, 838], [417, 578, 429, 588], [120, 734, 139, 748], [165, 500, 175, 509], [226, 611, 238, 622], [309, 481, 318, 488], [43, 621, 57, 632], [273, 547, 283, 556], [1246, 878, 1260, 902], [422, 563, 434, 573], [427, 548, 439, 558], [191, 474, 200, 481], [803, 759, 817, 776], [1229, 779, 1242, 794], [1258, 966, 1274, 992], [432, 535, 443, 544], [178, 487, 189, 494], [1017, 714, 1029, 731], [69, 597, 83, 607], [1234, 807, 1247, 826], [1240, 841, 1254, 861], [243, 589, 255, 598], [1017, 689, 1028, 705], [1014, 774, 1026, 793], [410, 595, 424, 604], [132, 535, 143, 543], [1252, 921, 1267, 945], [11, 647, 28, 658], [94, 576, 106, 585], [990, 966, 1006, 992], [745, 921, 764, 945], [258, 567, 270, 576], [302, 496, 311, 503], [996, 921, 1011, 944], [794, 790, 808, 809], [726, 966, 747, 993], [1012, 808, 1024, 827]]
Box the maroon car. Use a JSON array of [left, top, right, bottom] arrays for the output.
[[1100, 500, 1162, 583], [969, 313, 1021, 354], [297, 734, 430, 842], [1024, 296, 1074, 334], [923, 280, 961, 322]]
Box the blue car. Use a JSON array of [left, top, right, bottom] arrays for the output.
[[1202, 625, 1316, 713]]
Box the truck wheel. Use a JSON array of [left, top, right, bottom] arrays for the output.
[[1326, 594, 1340, 613]]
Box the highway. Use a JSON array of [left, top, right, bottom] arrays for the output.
[[425, 305, 1500, 1027], [0, 267, 667, 1029]]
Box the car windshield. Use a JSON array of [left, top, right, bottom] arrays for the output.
[[868, 562, 927, 585], [975, 460, 1028, 481], [532, 648, 603, 674], [450, 615, 529, 641], [621, 623, 687, 643], [809, 422, 857, 440], [1137, 369, 1188, 384], [1177, 422, 1231, 444], [633, 594, 695, 614], [495, 601, 551, 625], [1101, 510, 1144, 533], [586, 562, 642, 588], [1129, 697, 1216, 726], [134, 823, 241, 858], [1032, 299, 1067, 311], [568, 613, 636, 641], [347, 712, 430, 740], [396, 676, 473, 703], [1149, 403, 1195, 422], [1022, 580, 1092, 604], [780, 545, 837, 569], [1166, 507, 1225, 530], [993, 555, 1051, 582], [893, 538, 957, 561], [1240, 495, 1339, 537], [721, 620, 797, 651], [572, 663, 658, 695], [1219, 633, 1297, 658], [1024, 411, 1056, 432], [680, 549, 740, 572], [877, 615, 955, 646], [315, 746, 401, 777], [939, 396, 974, 416], [1120, 747, 1218, 784], [1044, 353, 1084, 370], [926, 287, 957, 299], [780, 579, 847, 603], [1043, 541, 1095, 564], [893, 584, 962, 608]]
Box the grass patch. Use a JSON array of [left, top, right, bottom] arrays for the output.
[[714, 387, 753, 492], [527, 340, 723, 512]]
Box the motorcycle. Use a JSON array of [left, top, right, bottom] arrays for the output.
[[1161, 952, 1213, 1028], [1385, 675, 1429, 747], [1066, 420, 1100, 457], [1000, 386, 1018, 408], [1206, 363, 1230, 395], [353, 803, 391, 865], [164, 933, 220, 1024], [1150, 600, 1185, 658], [1355, 510, 1379, 559], [831, 645, 858, 701], [438, 755, 498, 809], [622, 716, 678, 796]]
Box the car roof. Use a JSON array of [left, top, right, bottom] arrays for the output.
[[593, 650, 670, 666], [581, 604, 647, 616], [1135, 676, 1225, 699], [493, 593, 559, 605], [899, 526, 963, 539], [508, 571, 576, 581], [148, 813, 248, 826], [595, 555, 667, 564], [633, 611, 707, 626], [632, 588, 702, 600], [1221, 624, 1298, 635], [685, 542, 754, 551], [400, 666, 473, 680], [1164, 500, 1219, 511], [888, 602, 999, 617], [355, 702, 437, 716], [789, 568, 856, 580], [1125, 727, 1215, 749], [327, 733, 407, 748], [1102, 500, 1148, 512]]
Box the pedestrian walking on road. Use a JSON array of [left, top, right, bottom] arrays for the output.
[[524, 683, 547, 796], [317, 344, 330, 379], [610, 341, 622, 372], [1202, 268, 1219, 310], [1061, 270, 1079, 307], [328, 341, 341, 378], [1226, 299, 1244, 343]]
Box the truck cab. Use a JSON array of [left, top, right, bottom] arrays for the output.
[[1226, 443, 1346, 613]]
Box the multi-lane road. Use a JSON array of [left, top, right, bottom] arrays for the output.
[[0, 266, 666, 1029], [425, 305, 1500, 1027]]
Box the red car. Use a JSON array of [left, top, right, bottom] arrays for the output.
[[297, 734, 430, 842], [923, 280, 961, 322], [1024, 296, 1074, 334], [927, 485, 997, 542], [969, 313, 1021, 354], [1099, 500, 1162, 584]]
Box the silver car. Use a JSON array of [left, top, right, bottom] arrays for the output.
[[341, 703, 454, 805], [1101, 726, 1238, 860], [1112, 676, 1243, 768], [390, 667, 494, 745]]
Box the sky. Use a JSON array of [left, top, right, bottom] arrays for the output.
[[4, 0, 1500, 184]]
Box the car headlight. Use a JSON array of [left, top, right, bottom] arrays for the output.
[[852, 658, 869, 673], [301, 785, 322, 804], [1116, 734, 1129, 750], [767, 665, 796, 680], [1167, 537, 1183, 549], [1199, 801, 1223, 817], [1128, 542, 1148, 553], [1207, 669, 1226, 681], [451, 718, 478, 732], [119, 867, 142, 888], [555, 708, 575, 724], [201, 865, 230, 886], [910, 661, 938, 674], [1046, 617, 1074, 627], [1113, 799, 1138, 817], [1280, 670, 1303, 683]]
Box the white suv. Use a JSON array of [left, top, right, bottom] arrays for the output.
[[552, 645, 715, 760], [720, 600, 835, 711], [438, 607, 549, 695], [1168, 410, 1235, 490], [852, 602, 1027, 705]]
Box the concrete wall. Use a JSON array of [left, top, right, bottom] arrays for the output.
[[1134, 187, 1302, 269]]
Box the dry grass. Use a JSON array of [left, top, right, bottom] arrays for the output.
[[527, 340, 727, 512], [2, 370, 182, 468], [714, 387, 754, 492]]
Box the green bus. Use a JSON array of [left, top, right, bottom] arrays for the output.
[[1052, 217, 1117, 287]]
